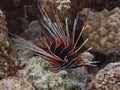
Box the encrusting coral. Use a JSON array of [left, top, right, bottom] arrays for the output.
[[16, 48, 94, 90], [0, 9, 23, 78], [82, 7, 120, 54], [55, 0, 71, 20], [88, 62, 120, 90], [56, 0, 71, 11], [0, 76, 35, 90], [39, 0, 71, 22]]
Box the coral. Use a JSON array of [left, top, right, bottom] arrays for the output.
[[0, 9, 8, 42], [0, 9, 22, 78], [16, 48, 94, 90], [17, 50, 93, 90], [0, 76, 35, 90], [40, 0, 71, 21], [82, 7, 120, 54], [56, 0, 71, 11], [55, 0, 71, 19], [88, 62, 120, 90], [15, 16, 95, 89]]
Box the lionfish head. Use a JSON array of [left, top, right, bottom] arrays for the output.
[[13, 7, 97, 72]]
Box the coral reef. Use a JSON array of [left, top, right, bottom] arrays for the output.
[[0, 76, 35, 90], [0, 0, 119, 35], [39, 0, 71, 22], [16, 17, 95, 89], [82, 7, 120, 54], [56, 0, 71, 11], [88, 62, 120, 90], [13, 7, 97, 73], [55, 0, 71, 20], [0, 0, 120, 90], [16, 47, 94, 90], [0, 9, 22, 78]]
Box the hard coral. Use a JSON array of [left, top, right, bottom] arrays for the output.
[[17, 49, 94, 90], [39, 0, 71, 22], [55, 0, 71, 20], [13, 7, 96, 73], [0, 9, 22, 78], [82, 7, 120, 54], [88, 62, 120, 90], [0, 77, 35, 90]]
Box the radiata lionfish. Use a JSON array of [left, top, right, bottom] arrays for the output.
[[12, 6, 97, 72]]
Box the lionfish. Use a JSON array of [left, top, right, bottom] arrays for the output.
[[12, 6, 97, 72]]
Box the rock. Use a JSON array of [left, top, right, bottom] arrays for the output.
[[88, 62, 120, 90], [16, 47, 94, 90], [0, 9, 21, 78], [0, 76, 35, 90], [55, 0, 71, 19], [37, 0, 71, 22], [17, 56, 87, 90]]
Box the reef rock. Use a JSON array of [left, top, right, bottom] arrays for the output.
[[56, 0, 71, 19], [88, 62, 120, 90], [16, 47, 94, 90], [40, 0, 71, 22], [0, 9, 18, 78], [82, 7, 120, 54], [0, 77, 35, 90]]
